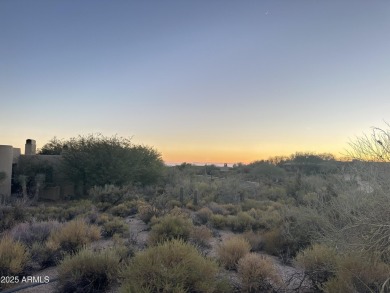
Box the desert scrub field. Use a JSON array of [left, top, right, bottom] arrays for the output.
[[2, 150, 390, 293]]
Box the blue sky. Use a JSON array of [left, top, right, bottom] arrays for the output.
[[1, 1, 389, 163]]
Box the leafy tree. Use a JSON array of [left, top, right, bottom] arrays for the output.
[[247, 161, 286, 184], [40, 134, 164, 194], [38, 137, 65, 155]]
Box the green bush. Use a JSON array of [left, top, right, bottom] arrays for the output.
[[195, 207, 213, 224], [29, 201, 97, 222], [207, 202, 228, 215], [0, 235, 29, 289], [97, 213, 129, 238], [217, 236, 251, 270], [58, 247, 121, 293], [148, 214, 193, 245], [47, 219, 101, 253], [324, 253, 390, 293], [228, 212, 256, 232], [221, 203, 241, 215], [295, 243, 338, 290], [0, 205, 27, 232], [211, 214, 228, 229], [281, 205, 331, 258], [120, 239, 218, 293], [262, 186, 287, 201], [238, 253, 281, 292]]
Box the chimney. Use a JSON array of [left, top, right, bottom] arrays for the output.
[[25, 139, 36, 155]]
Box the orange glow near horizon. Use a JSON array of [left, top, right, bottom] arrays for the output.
[[159, 143, 346, 164], [2, 133, 347, 165]]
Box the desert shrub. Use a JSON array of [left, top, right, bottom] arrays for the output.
[[217, 236, 251, 270], [241, 199, 266, 212], [58, 247, 121, 293], [61, 200, 96, 220], [102, 217, 129, 238], [120, 239, 218, 293], [97, 213, 129, 238], [89, 184, 134, 206], [29, 205, 63, 221], [221, 203, 241, 215], [108, 201, 137, 217], [47, 219, 101, 253], [0, 235, 29, 287], [29, 201, 97, 222], [243, 231, 263, 252], [0, 205, 27, 232], [195, 206, 213, 224], [262, 228, 283, 254], [228, 212, 256, 232], [262, 186, 287, 201], [238, 253, 281, 292], [167, 206, 191, 217], [168, 199, 182, 208], [214, 275, 234, 293], [295, 243, 338, 291], [207, 202, 228, 215], [111, 235, 136, 262], [324, 253, 390, 293], [242, 199, 284, 213], [211, 214, 228, 229], [30, 241, 60, 269], [190, 225, 212, 248], [137, 201, 159, 223], [9, 220, 61, 247], [148, 214, 193, 245], [259, 208, 283, 230], [277, 205, 330, 260]]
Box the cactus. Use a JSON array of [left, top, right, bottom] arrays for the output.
[[179, 187, 184, 205], [193, 190, 198, 206]]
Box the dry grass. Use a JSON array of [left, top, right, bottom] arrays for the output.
[[217, 236, 251, 270], [324, 253, 390, 293], [47, 218, 101, 253], [295, 243, 338, 290], [238, 253, 282, 292], [0, 235, 29, 289], [190, 225, 212, 248], [148, 214, 193, 245], [58, 247, 121, 293]]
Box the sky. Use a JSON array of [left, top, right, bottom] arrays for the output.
[[1, 1, 390, 164]]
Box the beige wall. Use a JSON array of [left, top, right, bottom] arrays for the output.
[[0, 145, 13, 198]]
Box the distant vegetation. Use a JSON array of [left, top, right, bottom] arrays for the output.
[[41, 134, 164, 193], [1, 127, 390, 292]]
